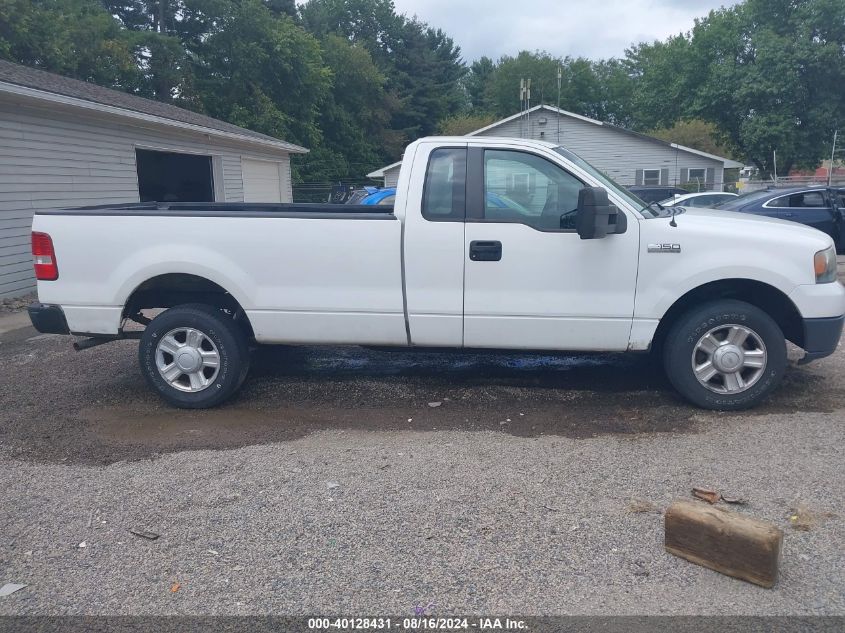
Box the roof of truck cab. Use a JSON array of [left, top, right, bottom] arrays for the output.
[[416, 135, 561, 147]]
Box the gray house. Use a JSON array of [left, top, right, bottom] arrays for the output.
[[0, 60, 307, 298], [368, 104, 742, 190]]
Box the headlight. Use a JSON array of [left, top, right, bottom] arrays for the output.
[[814, 245, 837, 283]]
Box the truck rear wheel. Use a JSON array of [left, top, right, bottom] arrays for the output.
[[663, 299, 786, 410], [139, 303, 250, 409]]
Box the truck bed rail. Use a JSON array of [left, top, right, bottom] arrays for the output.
[[35, 201, 396, 220]]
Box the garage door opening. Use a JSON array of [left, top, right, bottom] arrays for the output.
[[136, 149, 215, 202]]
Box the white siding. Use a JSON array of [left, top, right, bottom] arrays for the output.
[[0, 96, 294, 297], [384, 167, 401, 188], [475, 110, 725, 189]]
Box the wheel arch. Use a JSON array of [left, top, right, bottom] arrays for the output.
[[122, 273, 255, 339], [651, 278, 804, 353]]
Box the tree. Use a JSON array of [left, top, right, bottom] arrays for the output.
[[686, 0, 845, 175], [193, 0, 329, 148], [303, 34, 400, 181], [299, 0, 401, 64], [589, 58, 635, 127], [300, 0, 466, 145], [437, 113, 496, 136], [464, 56, 495, 111], [483, 51, 561, 117], [650, 120, 736, 159], [0, 0, 141, 89], [387, 20, 466, 138], [623, 35, 696, 131]]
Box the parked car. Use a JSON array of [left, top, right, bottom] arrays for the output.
[[358, 187, 529, 213], [626, 186, 688, 203], [714, 187, 845, 252], [355, 187, 397, 206], [344, 186, 393, 205], [28, 137, 844, 411], [658, 192, 738, 208]]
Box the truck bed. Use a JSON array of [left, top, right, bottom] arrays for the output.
[[32, 201, 407, 345]]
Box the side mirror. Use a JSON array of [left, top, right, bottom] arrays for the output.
[[576, 186, 626, 239]]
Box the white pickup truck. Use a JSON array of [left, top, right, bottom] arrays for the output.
[[28, 137, 845, 410]]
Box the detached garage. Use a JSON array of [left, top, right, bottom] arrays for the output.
[[0, 59, 307, 298]]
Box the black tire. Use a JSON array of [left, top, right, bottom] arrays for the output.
[[138, 303, 250, 408], [663, 299, 787, 411]]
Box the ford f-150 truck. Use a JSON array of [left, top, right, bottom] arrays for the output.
[[27, 137, 845, 410]]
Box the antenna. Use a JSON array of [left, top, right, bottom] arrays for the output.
[[557, 67, 562, 144], [519, 78, 526, 138], [526, 78, 531, 137]]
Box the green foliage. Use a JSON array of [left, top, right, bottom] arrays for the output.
[[623, 36, 694, 131], [464, 56, 495, 111], [437, 113, 497, 136], [474, 51, 634, 125], [650, 120, 736, 159], [483, 51, 561, 116], [303, 34, 399, 180], [301, 0, 466, 139], [0, 0, 141, 88], [194, 0, 329, 148], [1, 0, 843, 186], [686, 0, 845, 175]]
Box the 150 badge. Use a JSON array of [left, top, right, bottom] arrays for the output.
[[647, 243, 681, 253]]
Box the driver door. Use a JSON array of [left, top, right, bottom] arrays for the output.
[[463, 146, 639, 350]]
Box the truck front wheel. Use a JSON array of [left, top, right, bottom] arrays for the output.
[[663, 299, 787, 410], [138, 303, 250, 409]]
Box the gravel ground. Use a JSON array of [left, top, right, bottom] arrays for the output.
[[0, 321, 843, 615], [0, 292, 35, 315]]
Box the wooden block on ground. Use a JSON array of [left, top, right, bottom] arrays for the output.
[[665, 500, 783, 588]]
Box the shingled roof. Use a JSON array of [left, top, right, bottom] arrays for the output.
[[0, 59, 307, 153]]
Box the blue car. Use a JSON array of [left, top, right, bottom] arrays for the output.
[[357, 187, 397, 206], [716, 186, 845, 252], [356, 187, 532, 214]]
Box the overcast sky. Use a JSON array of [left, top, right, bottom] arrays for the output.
[[391, 0, 739, 62]]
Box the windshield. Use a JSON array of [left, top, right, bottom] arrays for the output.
[[553, 146, 664, 217]]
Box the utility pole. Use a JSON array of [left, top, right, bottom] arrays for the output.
[[773, 150, 778, 185], [829, 130, 838, 187], [557, 67, 562, 144]]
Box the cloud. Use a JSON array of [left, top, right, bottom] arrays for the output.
[[392, 0, 738, 62]]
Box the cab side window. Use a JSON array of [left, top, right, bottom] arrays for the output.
[[421, 148, 466, 221], [483, 150, 584, 230]]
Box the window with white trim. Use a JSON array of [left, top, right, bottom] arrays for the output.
[[642, 169, 660, 186], [687, 168, 706, 183]]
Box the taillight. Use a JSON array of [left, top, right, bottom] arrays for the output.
[[32, 232, 58, 280]]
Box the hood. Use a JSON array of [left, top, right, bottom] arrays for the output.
[[672, 206, 835, 249]]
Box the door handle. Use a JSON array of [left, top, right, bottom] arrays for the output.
[[469, 240, 502, 262], [783, 212, 795, 217]]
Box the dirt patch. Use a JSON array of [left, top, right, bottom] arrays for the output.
[[2, 337, 844, 466]]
